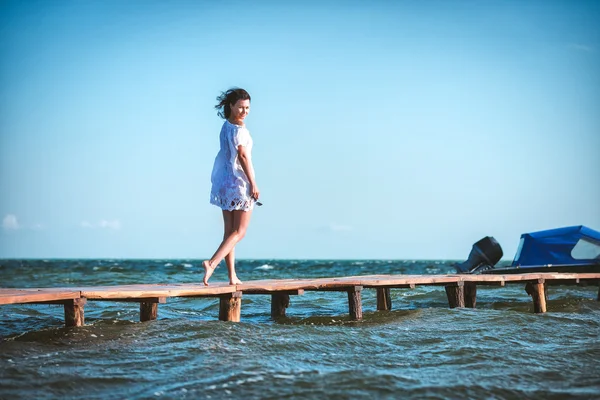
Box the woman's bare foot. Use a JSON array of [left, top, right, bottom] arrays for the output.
[[203, 260, 215, 286], [229, 277, 242, 285]]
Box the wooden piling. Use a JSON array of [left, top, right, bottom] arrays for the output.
[[464, 282, 477, 308], [64, 298, 86, 327], [376, 288, 392, 311], [525, 280, 547, 313], [347, 286, 363, 321], [140, 297, 166, 322], [271, 293, 290, 318], [269, 289, 303, 319], [445, 282, 465, 308], [219, 291, 242, 322]]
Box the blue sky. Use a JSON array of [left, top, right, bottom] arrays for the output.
[[1, 0, 599, 260]]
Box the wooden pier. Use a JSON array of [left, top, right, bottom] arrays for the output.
[[2, 273, 599, 327]]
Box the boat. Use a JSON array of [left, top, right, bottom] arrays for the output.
[[455, 225, 600, 274]]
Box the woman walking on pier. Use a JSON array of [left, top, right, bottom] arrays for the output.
[[202, 88, 260, 286]]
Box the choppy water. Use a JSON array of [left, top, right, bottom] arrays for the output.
[[1, 259, 599, 399]]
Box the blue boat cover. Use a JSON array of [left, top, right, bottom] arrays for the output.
[[512, 225, 600, 267]]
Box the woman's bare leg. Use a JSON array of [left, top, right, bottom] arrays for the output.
[[203, 209, 252, 285], [221, 211, 240, 285]]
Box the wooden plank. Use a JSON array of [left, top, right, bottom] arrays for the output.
[[238, 278, 364, 293], [80, 283, 236, 300], [92, 297, 168, 303], [461, 274, 542, 284], [0, 289, 81, 305], [243, 289, 305, 296], [536, 272, 600, 280], [359, 275, 461, 288]]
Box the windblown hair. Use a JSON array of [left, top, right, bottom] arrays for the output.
[[215, 88, 251, 119]]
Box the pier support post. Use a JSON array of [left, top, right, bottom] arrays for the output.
[[271, 293, 290, 318], [270, 290, 303, 319], [464, 282, 477, 308], [64, 298, 86, 327], [376, 288, 392, 311], [219, 291, 242, 322], [445, 282, 465, 308], [347, 286, 363, 321], [525, 280, 547, 313], [140, 297, 166, 322]]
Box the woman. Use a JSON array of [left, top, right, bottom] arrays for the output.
[[203, 88, 259, 286]]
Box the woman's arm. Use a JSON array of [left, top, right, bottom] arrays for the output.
[[237, 145, 260, 200]]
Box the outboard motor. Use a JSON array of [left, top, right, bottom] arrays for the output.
[[455, 236, 503, 274]]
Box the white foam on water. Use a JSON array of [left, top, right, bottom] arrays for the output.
[[182, 263, 193, 268], [164, 263, 173, 267], [255, 264, 274, 270]]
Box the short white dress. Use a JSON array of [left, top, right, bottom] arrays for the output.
[[209, 120, 255, 211]]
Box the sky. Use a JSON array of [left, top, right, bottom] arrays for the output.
[[1, 0, 599, 260]]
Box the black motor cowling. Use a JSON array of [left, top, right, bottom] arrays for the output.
[[455, 236, 503, 274]]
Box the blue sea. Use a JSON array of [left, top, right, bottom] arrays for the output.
[[1, 259, 599, 399]]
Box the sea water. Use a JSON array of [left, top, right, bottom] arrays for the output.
[[1, 259, 599, 399]]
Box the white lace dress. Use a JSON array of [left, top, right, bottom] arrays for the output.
[[209, 120, 255, 211]]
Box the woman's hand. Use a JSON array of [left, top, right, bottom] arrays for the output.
[[250, 184, 260, 201]]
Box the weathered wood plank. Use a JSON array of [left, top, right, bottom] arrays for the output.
[[360, 275, 461, 287], [244, 289, 305, 296], [376, 288, 392, 311], [219, 291, 242, 322], [0, 289, 81, 305], [238, 278, 364, 293], [92, 297, 168, 303], [80, 283, 236, 299]]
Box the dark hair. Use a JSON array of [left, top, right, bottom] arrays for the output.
[[215, 88, 251, 119]]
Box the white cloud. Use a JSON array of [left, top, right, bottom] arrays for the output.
[[81, 219, 122, 230], [3, 214, 20, 230]]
